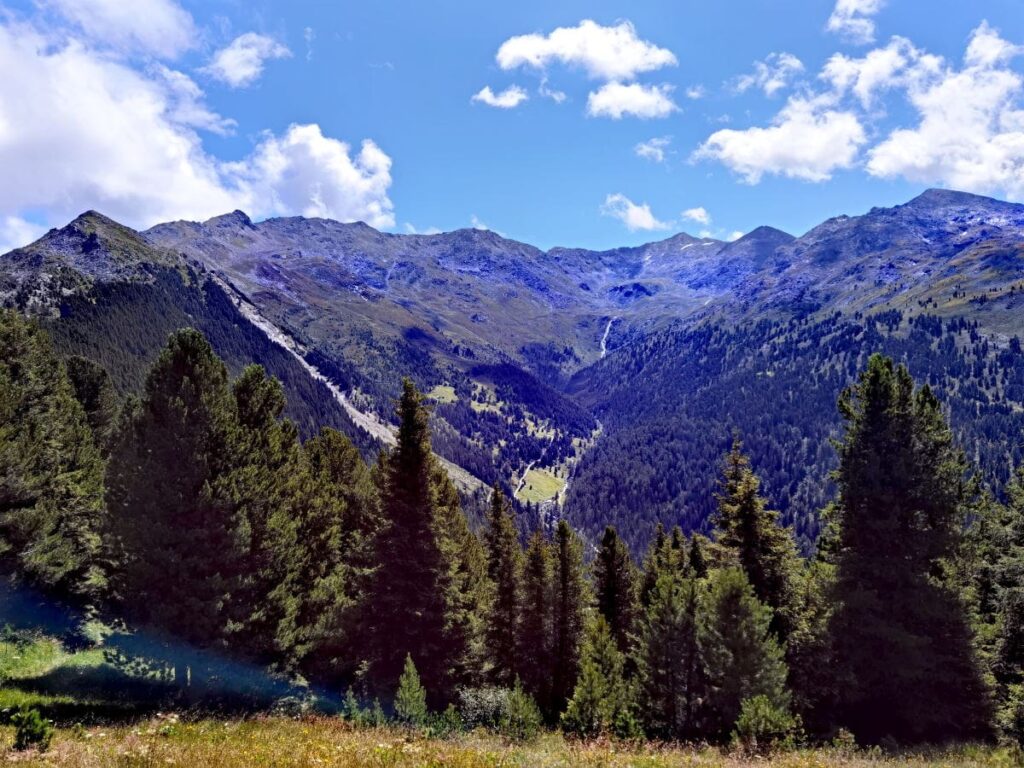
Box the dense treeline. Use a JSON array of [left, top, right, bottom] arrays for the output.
[[566, 311, 1024, 556], [5, 308, 1024, 747]]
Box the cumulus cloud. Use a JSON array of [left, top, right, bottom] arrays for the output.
[[727, 230, 744, 241], [821, 36, 942, 108], [827, 0, 885, 45], [634, 136, 672, 163], [587, 82, 678, 119], [44, 0, 196, 58], [866, 22, 1024, 200], [600, 193, 670, 231], [229, 125, 394, 227], [538, 77, 567, 103], [471, 85, 529, 108], [695, 95, 866, 183], [682, 207, 711, 226], [202, 33, 291, 88], [735, 52, 805, 97], [686, 85, 707, 100], [0, 20, 395, 231], [496, 19, 676, 81]]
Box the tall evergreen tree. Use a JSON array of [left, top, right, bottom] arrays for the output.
[[551, 520, 587, 716], [593, 525, 637, 653], [64, 355, 119, 454], [827, 353, 991, 743], [0, 311, 106, 602], [364, 379, 480, 702], [484, 483, 523, 685], [519, 530, 554, 714], [106, 329, 239, 652], [634, 570, 704, 739], [698, 567, 790, 739], [715, 436, 800, 640]]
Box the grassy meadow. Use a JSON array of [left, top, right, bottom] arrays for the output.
[[0, 632, 1018, 767]]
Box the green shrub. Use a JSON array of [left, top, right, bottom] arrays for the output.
[[499, 680, 542, 743], [732, 695, 798, 754], [457, 686, 510, 729], [426, 704, 463, 739], [12, 706, 53, 752]]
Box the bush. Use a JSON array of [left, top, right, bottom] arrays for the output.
[[499, 680, 542, 743], [426, 704, 464, 739], [12, 706, 53, 752], [732, 695, 798, 754], [457, 686, 510, 729]]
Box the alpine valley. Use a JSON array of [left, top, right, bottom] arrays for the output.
[[4, 187, 1024, 554]]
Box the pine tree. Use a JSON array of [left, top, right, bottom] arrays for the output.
[[275, 426, 380, 684], [394, 654, 429, 726], [106, 329, 239, 654], [364, 379, 480, 702], [551, 520, 587, 716], [827, 353, 991, 743], [639, 523, 672, 608], [593, 525, 637, 653], [715, 436, 800, 640], [519, 530, 554, 715], [0, 311, 106, 602], [484, 483, 523, 685], [561, 616, 637, 738], [698, 567, 790, 739], [64, 355, 119, 454], [634, 570, 704, 739]]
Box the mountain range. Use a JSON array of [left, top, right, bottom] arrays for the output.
[[3, 188, 1023, 553]]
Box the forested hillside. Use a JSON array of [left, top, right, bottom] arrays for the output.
[[2, 312, 1024, 750]]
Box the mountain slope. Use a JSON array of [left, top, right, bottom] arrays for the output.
[[6, 188, 1024, 552]]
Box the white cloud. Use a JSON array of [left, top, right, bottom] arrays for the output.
[[539, 77, 567, 103], [634, 136, 671, 163], [202, 33, 291, 88], [686, 85, 707, 100], [600, 193, 670, 231], [827, 0, 885, 45], [470, 214, 488, 230], [695, 95, 867, 183], [0, 216, 46, 254], [304, 27, 315, 62], [0, 21, 395, 231], [587, 82, 678, 119], [496, 19, 676, 81], [866, 22, 1024, 200], [821, 36, 942, 109], [44, 0, 196, 58], [735, 52, 804, 97], [230, 125, 394, 227], [471, 85, 529, 109], [682, 206, 711, 226], [727, 230, 744, 241]]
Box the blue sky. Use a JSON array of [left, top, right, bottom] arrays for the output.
[[2, 0, 1024, 251]]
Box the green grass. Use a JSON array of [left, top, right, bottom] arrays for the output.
[[426, 384, 457, 404], [0, 718, 1017, 767], [516, 468, 565, 503]]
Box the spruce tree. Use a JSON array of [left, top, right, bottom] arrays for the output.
[[561, 616, 637, 738], [106, 329, 239, 653], [827, 353, 991, 743], [484, 483, 523, 685], [0, 311, 106, 602], [364, 379, 479, 702], [64, 355, 119, 454], [715, 436, 800, 640], [593, 525, 637, 653], [698, 567, 790, 739], [519, 530, 554, 714], [551, 520, 587, 716], [634, 570, 704, 739]]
